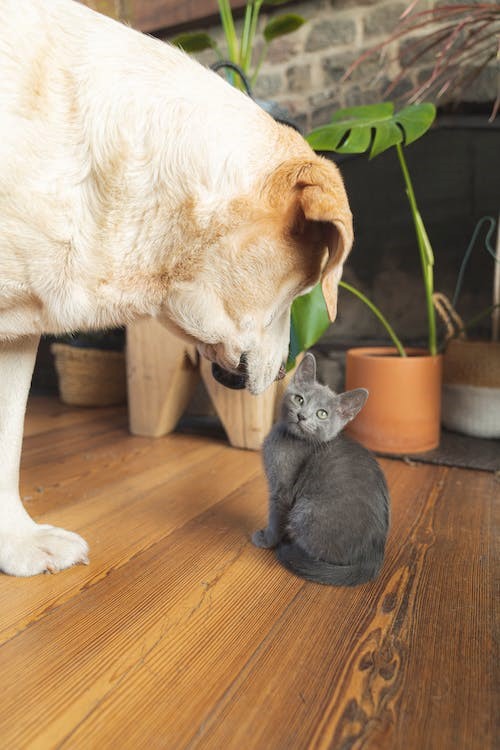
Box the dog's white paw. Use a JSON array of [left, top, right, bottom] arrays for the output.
[[0, 524, 89, 577]]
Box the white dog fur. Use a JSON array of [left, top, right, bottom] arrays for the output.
[[0, 0, 353, 575]]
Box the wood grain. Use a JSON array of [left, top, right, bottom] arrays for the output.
[[0, 396, 496, 749], [126, 317, 199, 437]]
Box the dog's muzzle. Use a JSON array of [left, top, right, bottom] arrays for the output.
[[211, 356, 286, 390], [211, 362, 247, 390]]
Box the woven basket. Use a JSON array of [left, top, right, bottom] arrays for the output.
[[51, 343, 127, 407], [433, 293, 500, 438], [443, 339, 500, 388]]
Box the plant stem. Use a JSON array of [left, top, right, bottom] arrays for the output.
[[461, 303, 500, 336], [339, 281, 407, 356], [240, 2, 254, 73], [218, 0, 239, 67], [396, 142, 437, 355], [244, 0, 264, 75], [251, 42, 269, 86]]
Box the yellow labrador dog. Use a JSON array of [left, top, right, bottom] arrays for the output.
[[0, 0, 353, 576]]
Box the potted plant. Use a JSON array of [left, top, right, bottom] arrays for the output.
[[433, 215, 500, 439], [172, 0, 306, 130], [171, 0, 306, 93], [302, 101, 443, 454]]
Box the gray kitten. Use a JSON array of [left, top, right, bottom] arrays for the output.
[[252, 353, 390, 586]]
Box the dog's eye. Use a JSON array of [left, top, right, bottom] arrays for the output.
[[292, 394, 304, 405], [316, 409, 328, 419]]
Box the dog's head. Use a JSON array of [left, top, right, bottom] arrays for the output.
[[159, 153, 352, 395]]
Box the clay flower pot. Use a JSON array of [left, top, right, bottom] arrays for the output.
[[345, 347, 443, 454]]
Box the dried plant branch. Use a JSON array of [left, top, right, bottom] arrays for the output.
[[343, 2, 500, 117]]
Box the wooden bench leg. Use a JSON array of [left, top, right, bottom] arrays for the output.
[[200, 358, 279, 450], [126, 318, 199, 437]]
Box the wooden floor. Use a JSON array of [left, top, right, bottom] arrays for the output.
[[0, 396, 497, 749]]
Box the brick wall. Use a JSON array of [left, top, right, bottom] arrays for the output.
[[167, 0, 498, 132]]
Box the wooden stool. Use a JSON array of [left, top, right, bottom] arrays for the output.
[[126, 318, 291, 450]]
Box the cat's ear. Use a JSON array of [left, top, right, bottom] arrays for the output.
[[293, 352, 316, 387], [335, 388, 368, 428]]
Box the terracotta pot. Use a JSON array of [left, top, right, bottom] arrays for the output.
[[345, 347, 443, 454]]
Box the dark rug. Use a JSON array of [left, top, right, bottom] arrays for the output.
[[377, 429, 500, 473]]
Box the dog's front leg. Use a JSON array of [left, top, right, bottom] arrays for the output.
[[0, 336, 89, 576]]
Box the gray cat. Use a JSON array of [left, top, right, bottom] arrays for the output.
[[252, 352, 390, 586]]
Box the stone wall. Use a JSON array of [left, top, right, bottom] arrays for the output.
[[167, 0, 498, 132]]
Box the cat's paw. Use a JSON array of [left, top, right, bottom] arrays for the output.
[[251, 529, 276, 549], [0, 523, 89, 577]]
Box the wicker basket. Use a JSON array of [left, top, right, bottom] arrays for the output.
[[440, 339, 500, 438], [443, 339, 500, 388], [433, 294, 500, 438], [51, 343, 127, 407]]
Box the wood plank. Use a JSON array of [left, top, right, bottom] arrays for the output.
[[126, 318, 199, 438], [0, 397, 496, 749], [189, 465, 498, 750], [2, 437, 260, 644], [0, 475, 297, 748], [23, 397, 126, 438]]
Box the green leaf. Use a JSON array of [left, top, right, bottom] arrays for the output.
[[396, 103, 436, 145], [335, 125, 373, 154], [370, 120, 403, 158], [171, 32, 217, 53], [331, 102, 394, 124], [287, 284, 330, 368], [306, 102, 436, 158], [263, 13, 305, 42], [306, 125, 344, 152]]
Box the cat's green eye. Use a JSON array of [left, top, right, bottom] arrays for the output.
[[293, 394, 304, 406], [316, 409, 328, 420]]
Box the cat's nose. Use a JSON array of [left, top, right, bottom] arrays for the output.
[[297, 413, 306, 422]]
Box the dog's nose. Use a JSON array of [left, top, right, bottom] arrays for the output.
[[211, 353, 248, 390]]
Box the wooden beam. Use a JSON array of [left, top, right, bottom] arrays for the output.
[[81, 0, 249, 32], [130, 0, 249, 33]]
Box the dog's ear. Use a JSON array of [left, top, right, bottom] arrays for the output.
[[264, 157, 353, 321], [294, 161, 353, 321]]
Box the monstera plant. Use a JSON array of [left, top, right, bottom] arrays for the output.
[[290, 101, 438, 365], [293, 102, 443, 455]]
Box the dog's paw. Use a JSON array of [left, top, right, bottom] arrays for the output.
[[251, 529, 276, 549], [0, 524, 89, 577]]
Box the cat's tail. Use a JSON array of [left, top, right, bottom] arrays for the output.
[[276, 540, 380, 587]]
